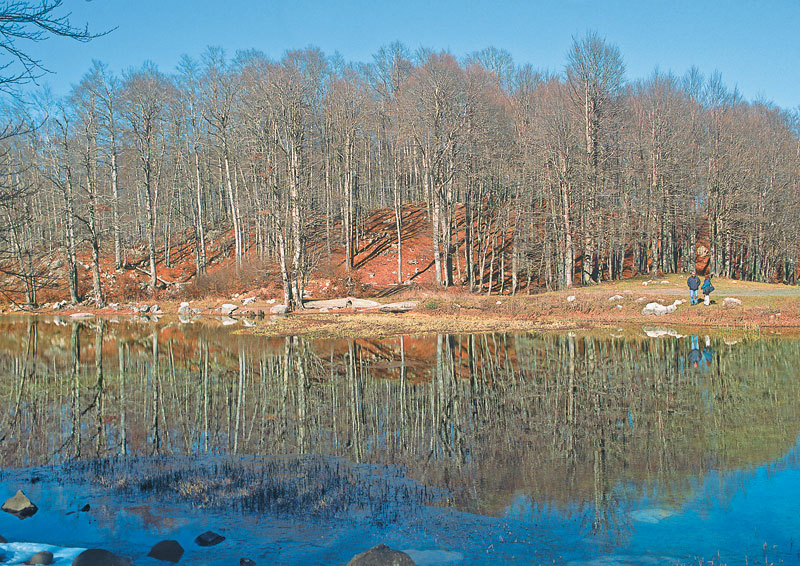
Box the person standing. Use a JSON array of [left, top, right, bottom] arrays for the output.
[[687, 271, 701, 305], [701, 274, 714, 305]]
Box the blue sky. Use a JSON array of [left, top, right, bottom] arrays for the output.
[[21, 0, 800, 109]]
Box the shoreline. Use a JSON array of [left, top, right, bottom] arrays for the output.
[[1, 275, 799, 338]]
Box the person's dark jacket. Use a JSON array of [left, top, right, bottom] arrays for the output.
[[701, 278, 714, 294], [687, 275, 701, 290]]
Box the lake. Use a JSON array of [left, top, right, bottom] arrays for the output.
[[0, 317, 798, 565]]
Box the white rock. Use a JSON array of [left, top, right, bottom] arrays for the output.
[[615, 304, 623, 309], [661, 280, 669, 284], [267, 298, 276, 304], [566, 295, 576, 302], [496, 300, 502, 305], [220, 316, 238, 326], [178, 302, 191, 315], [242, 296, 257, 305], [270, 304, 289, 315], [722, 297, 742, 307], [608, 294, 623, 301], [218, 303, 238, 316], [641, 302, 677, 316]]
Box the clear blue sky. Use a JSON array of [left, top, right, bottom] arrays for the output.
[[22, 0, 800, 110]]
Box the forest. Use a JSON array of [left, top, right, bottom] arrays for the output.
[[1, 33, 798, 309]]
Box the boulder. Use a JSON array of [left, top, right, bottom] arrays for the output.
[[608, 295, 623, 301], [148, 539, 184, 563], [566, 295, 576, 302], [270, 304, 289, 315], [27, 550, 54, 565], [178, 302, 191, 315], [219, 303, 238, 316], [642, 300, 681, 316], [73, 549, 134, 566], [347, 545, 416, 566], [723, 297, 743, 308], [195, 531, 225, 547], [2, 490, 38, 519], [242, 296, 256, 305]]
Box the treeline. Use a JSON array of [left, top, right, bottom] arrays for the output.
[[1, 33, 798, 308]]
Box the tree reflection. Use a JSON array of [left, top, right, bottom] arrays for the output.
[[0, 318, 798, 541]]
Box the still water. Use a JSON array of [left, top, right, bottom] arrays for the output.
[[0, 317, 798, 565]]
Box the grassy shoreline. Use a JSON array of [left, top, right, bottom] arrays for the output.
[[3, 275, 799, 339]]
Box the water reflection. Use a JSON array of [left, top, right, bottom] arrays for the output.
[[0, 318, 799, 554]]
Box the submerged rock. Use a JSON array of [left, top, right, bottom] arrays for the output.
[[27, 550, 54, 564], [0, 534, 6, 543], [73, 549, 134, 566], [2, 490, 38, 519], [148, 540, 184, 563], [194, 531, 225, 547], [347, 544, 416, 566], [240, 559, 256, 566]]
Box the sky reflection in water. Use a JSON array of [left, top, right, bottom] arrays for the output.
[[0, 318, 798, 565]]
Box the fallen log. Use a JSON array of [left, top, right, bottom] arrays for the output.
[[379, 301, 418, 313]]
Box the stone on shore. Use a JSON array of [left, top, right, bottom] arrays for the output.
[[723, 297, 743, 307], [148, 539, 184, 563], [2, 490, 38, 519], [178, 302, 191, 315], [73, 549, 134, 566], [642, 300, 682, 316], [270, 304, 289, 315], [195, 530, 225, 546], [218, 303, 238, 316], [347, 544, 416, 566]]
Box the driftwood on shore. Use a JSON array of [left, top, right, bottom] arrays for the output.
[[379, 301, 418, 313]]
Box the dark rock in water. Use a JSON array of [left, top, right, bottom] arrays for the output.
[[347, 544, 416, 566], [195, 530, 225, 546], [80, 503, 91, 512], [2, 490, 38, 519], [27, 550, 54, 565], [0, 533, 6, 542], [240, 559, 256, 566], [148, 540, 184, 563], [73, 549, 134, 566]]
